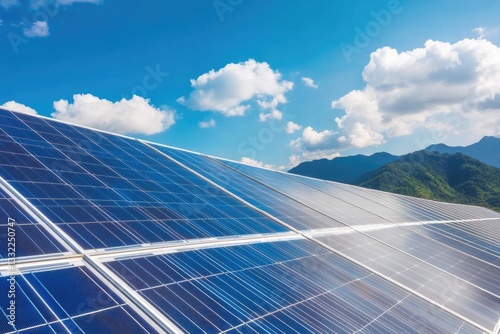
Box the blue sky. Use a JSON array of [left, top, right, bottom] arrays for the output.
[[1, 0, 500, 169]]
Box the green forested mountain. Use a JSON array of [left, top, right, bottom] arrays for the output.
[[426, 136, 500, 168], [357, 151, 500, 211], [288, 152, 398, 184]]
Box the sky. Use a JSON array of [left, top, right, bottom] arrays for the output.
[[1, 0, 500, 170]]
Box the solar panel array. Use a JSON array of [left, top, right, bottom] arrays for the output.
[[1, 107, 499, 334]]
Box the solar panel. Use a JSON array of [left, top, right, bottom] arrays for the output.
[[0, 110, 287, 251], [316, 232, 500, 331], [103, 239, 480, 334], [221, 158, 500, 223], [216, 158, 421, 228], [321, 178, 500, 221], [149, 144, 343, 230], [0, 106, 499, 333]]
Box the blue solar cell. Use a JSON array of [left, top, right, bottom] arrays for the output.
[[0, 265, 157, 333], [73, 306, 157, 334], [0, 187, 66, 259]]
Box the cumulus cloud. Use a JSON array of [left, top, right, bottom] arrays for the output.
[[0, 0, 19, 9], [290, 126, 341, 151], [178, 59, 293, 118], [30, 0, 101, 9], [57, 0, 101, 5], [291, 38, 500, 155], [259, 110, 282, 122], [1, 101, 38, 115], [332, 38, 500, 149], [24, 21, 49, 38], [240, 157, 276, 170], [199, 119, 216, 128], [302, 77, 318, 89], [288, 126, 343, 165], [474, 27, 487, 40], [285, 121, 302, 134], [473, 26, 500, 40], [288, 150, 341, 168], [52, 94, 175, 135]]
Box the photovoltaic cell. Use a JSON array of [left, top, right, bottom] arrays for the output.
[[0, 265, 157, 333], [0, 110, 287, 250], [105, 239, 480, 333], [0, 186, 66, 259]]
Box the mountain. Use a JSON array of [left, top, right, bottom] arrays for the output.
[[288, 152, 399, 184], [426, 136, 500, 168], [358, 151, 500, 211]]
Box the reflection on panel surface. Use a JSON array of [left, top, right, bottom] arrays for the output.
[[292, 173, 500, 221], [151, 144, 342, 230], [105, 239, 480, 334], [316, 232, 500, 332], [217, 159, 397, 227]]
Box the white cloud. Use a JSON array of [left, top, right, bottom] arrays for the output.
[[473, 26, 500, 40], [178, 59, 293, 118], [52, 94, 176, 135], [288, 126, 344, 167], [310, 38, 500, 151], [288, 150, 341, 168], [474, 27, 487, 40], [0, 0, 19, 9], [259, 110, 282, 122], [57, 0, 101, 5], [285, 121, 302, 134], [199, 119, 216, 128], [290, 126, 342, 151], [302, 77, 318, 89], [24, 21, 50, 38], [30, 0, 101, 9], [1, 101, 38, 115], [240, 157, 276, 170]]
